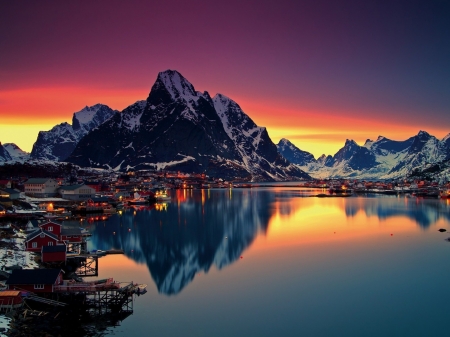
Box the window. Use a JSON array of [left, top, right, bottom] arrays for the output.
[[40, 233, 45, 238], [34, 284, 44, 289], [48, 226, 53, 232], [48, 242, 53, 246], [32, 242, 37, 248]]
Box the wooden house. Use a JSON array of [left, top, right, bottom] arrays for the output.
[[60, 227, 83, 244], [58, 184, 95, 201], [24, 178, 59, 197], [0, 290, 23, 311], [0, 180, 11, 189], [41, 244, 67, 263], [5, 269, 63, 293], [0, 188, 20, 200], [39, 220, 62, 236], [25, 229, 59, 252]]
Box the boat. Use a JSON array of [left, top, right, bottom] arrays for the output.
[[128, 198, 149, 205], [90, 249, 107, 256], [128, 192, 150, 205], [153, 188, 171, 202], [440, 189, 450, 199]]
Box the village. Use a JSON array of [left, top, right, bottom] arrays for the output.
[[0, 168, 450, 335]]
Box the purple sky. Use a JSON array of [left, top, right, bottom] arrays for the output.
[[1, 0, 449, 156]]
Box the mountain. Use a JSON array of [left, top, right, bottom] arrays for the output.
[[276, 139, 316, 166], [0, 143, 12, 162], [66, 70, 310, 181], [3, 143, 30, 161], [30, 104, 117, 161], [291, 130, 450, 179]]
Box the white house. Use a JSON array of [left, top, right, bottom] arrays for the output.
[[24, 178, 59, 197], [58, 184, 96, 201]]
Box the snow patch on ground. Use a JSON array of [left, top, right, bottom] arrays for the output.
[[0, 315, 11, 337], [0, 231, 40, 270]]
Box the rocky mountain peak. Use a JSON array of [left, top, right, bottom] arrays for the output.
[[156, 69, 198, 101]]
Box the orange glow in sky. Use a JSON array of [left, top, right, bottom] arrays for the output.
[[0, 86, 146, 153], [1, 2, 449, 158], [1, 85, 449, 157]]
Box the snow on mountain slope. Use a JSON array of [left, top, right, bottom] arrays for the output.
[[31, 104, 117, 161], [72, 104, 118, 135], [3, 143, 29, 161], [67, 70, 310, 181], [276, 138, 316, 166], [0, 143, 12, 162], [295, 130, 450, 179]]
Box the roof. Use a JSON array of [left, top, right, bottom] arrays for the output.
[[26, 229, 59, 242], [61, 227, 82, 235], [59, 184, 89, 191], [0, 188, 20, 194], [24, 178, 53, 184], [0, 290, 21, 297], [6, 269, 62, 285], [39, 220, 62, 228], [42, 245, 66, 253], [91, 196, 111, 202]]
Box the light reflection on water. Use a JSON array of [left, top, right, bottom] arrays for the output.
[[75, 188, 450, 337]]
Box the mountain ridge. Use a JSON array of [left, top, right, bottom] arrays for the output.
[[278, 131, 450, 180], [65, 70, 310, 181]]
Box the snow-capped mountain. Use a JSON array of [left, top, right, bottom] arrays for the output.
[[276, 138, 316, 166], [3, 143, 29, 161], [0, 143, 12, 162], [289, 130, 450, 179], [30, 104, 117, 161], [66, 70, 310, 181]]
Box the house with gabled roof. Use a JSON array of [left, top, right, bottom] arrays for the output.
[[58, 184, 95, 201], [0, 188, 21, 200], [39, 220, 82, 243], [24, 178, 59, 197], [0, 180, 11, 189], [5, 269, 63, 293], [0, 290, 23, 311], [39, 220, 62, 236], [25, 229, 59, 252], [60, 227, 83, 244]]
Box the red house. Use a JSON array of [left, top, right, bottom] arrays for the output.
[[25, 229, 59, 252], [0, 290, 23, 311], [39, 220, 61, 236], [60, 227, 83, 244], [41, 244, 67, 263], [6, 269, 63, 293], [39, 220, 83, 244]]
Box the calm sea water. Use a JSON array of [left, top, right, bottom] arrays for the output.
[[80, 187, 450, 337]]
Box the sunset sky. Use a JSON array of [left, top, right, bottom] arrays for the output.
[[1, 0, 449, 158]]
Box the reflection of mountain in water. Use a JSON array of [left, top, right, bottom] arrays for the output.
[[343, 196, 450, 229], [89, 190, 273, 295]]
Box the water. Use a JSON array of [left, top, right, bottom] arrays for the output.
[[80, 187, 450, 336]]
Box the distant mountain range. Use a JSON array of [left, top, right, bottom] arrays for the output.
[[277, 131, 450, 180], [1, 69, 449, 181]]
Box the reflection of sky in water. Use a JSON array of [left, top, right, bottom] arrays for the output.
[[79, 188, 450, 337]]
